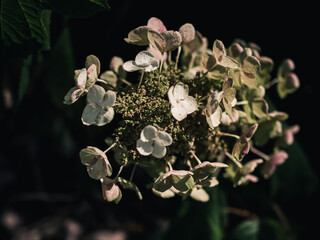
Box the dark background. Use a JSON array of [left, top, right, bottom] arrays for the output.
[[1, 0, 319, 239]]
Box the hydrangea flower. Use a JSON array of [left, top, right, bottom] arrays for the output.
[[276, 124, 300, 148], [81, 85, 116, 126], [79, 146, 112, 180], [136, 125, 172, 158], [101, 177, 122, 203], [63, 55, 100, 105], [123, 51, 159, 72], [168, 82, 198, 121], [261, 151, 288, 178], [206, 91, 223, 128]]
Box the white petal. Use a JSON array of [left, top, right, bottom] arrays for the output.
[[123, 60, 142, 72], [141, 125, 157, 141], [152, 141, 166, 158], [171, 105, 188, 121], [167, 85, 176, 105], [81, 103, 100, 126], [74, 68, 87, 89], [63, 87, 83, 105], [87, 64, 98, 81], [144, 59, 159, 72], [135, 51, 156, 67], [102, 90, 117, 107], [180, 96, 198, 114], [156, 131, 172, 146], [87, 85, 105, 104], [207, 106, 222, 128], [136, 139, 153, 156], [173, 82, 189, 101], [95, 107, 115, 126]]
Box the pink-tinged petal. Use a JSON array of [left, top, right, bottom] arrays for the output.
[[85, 55, 101, 75], [190, 187, 209, 202], [261, 151, 288, 178], [147, 17, 167, 33], [148, 46, 167, 62], [63, 87, 83, 105], [270, 151, 288, 165], [152, 141, 166, 158], [101, 177, 121, 202], [74, 68, 87, 89], [141, 125, 157, 141], [136, 139, 154, 156], [179, 23, 195, 43], [109, 56, 124, 73], [87, 64, 98, 80]]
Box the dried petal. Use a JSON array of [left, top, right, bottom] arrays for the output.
[[141, 125, 157, 141], [101, 177, 122, 203], [85, 55, 100, 75], [124, 26, 150, 46], [147, 17, 167, 33], [179, 23, 195, 43], [136, 139, 154, 156]]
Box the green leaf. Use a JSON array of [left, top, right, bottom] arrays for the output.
[[46, 0, 110, 18], [0, 0, 51, 46], [251, 98, 268, 118], [230, 220, 259, 240], [165, 188, 226, 240], [89, 0, 110, 10], [18, 54, 33, 101]]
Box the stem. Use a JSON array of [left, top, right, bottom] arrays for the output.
[[166, 160, 173, 171], [188, 52, 195, 69], [217, 131, 240, 139], [114, 165, 124, 181], [236, 100, 249, 106], [225, 151, 243, 168], [119, 78, 132, 86], [96, 79, 118, 90], [189, 150, 202, 165], [199, 94, 210, 102], [104, 142, 117, 154], [265, 78, 280, 89], [129, 162, 138, 182], [137, 69, 145, 89], [168, 51, 172, 63], [159, 53, 165, 73], [175, 46, 181, 69], [250, 146, 270, 161]]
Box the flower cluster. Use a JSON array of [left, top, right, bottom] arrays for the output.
[[64, 17, 300, 203]]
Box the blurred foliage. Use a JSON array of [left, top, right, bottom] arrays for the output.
[[0, 1, 318, 240]]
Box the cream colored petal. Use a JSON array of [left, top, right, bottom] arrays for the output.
[[136, 139, 153, 156], [141, 125, 157, 141], [81, 103, 100, 126], [152, 141, 166, 158], [87, 85, 105, 104]]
